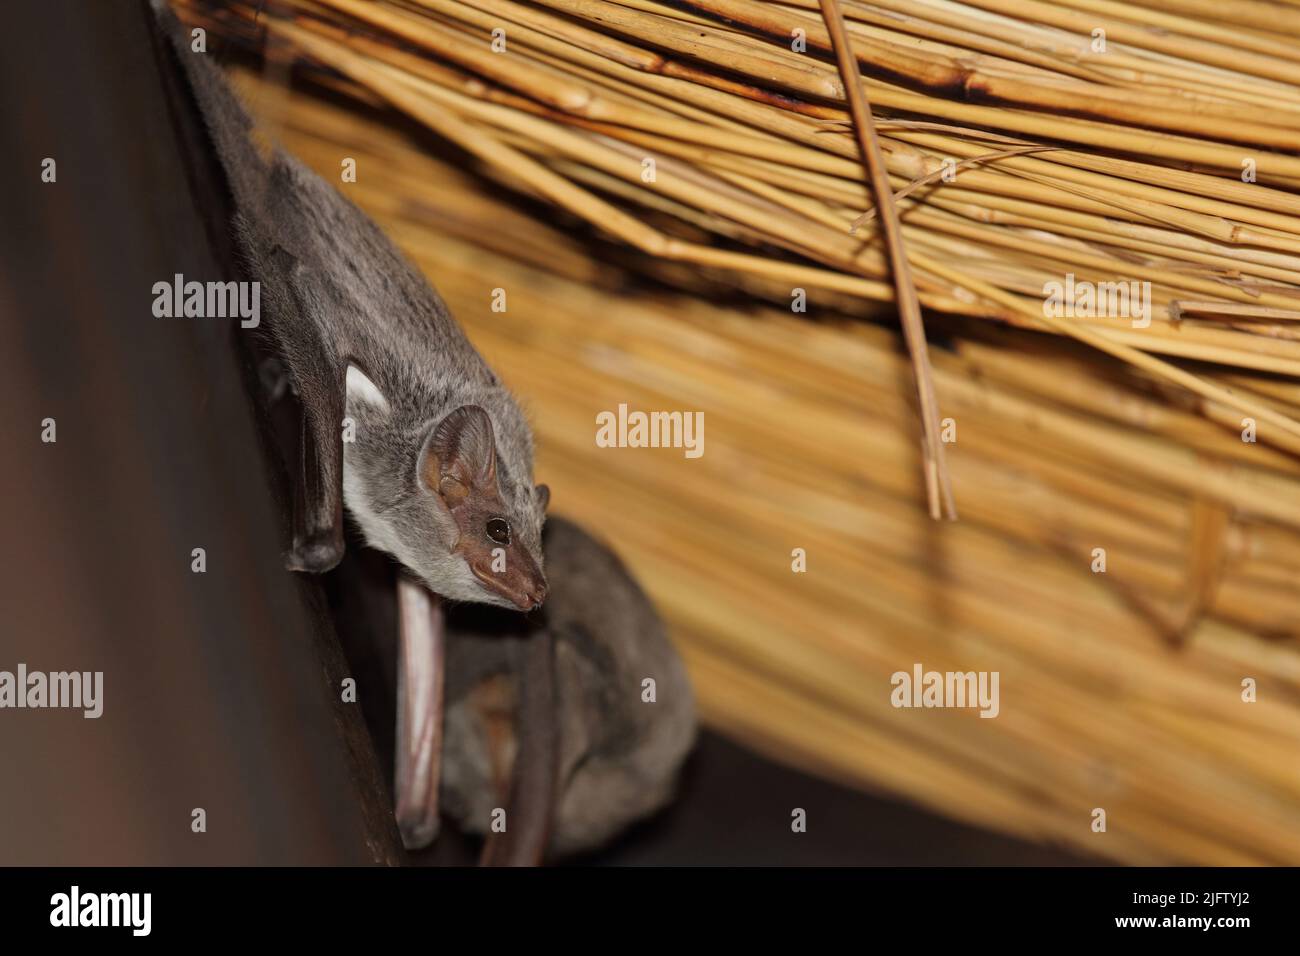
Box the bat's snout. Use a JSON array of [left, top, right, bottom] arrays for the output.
[[522, 579, 547, 613], [495, 577, 547, 613], [469, 558, 547, 612], [507, 573, 547, 613]]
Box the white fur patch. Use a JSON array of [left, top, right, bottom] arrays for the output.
[[342, 467, 396, 552], [346, 364, 389, 412]]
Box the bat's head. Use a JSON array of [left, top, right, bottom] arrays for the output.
[[415, 403, 549, 610], [343, 367, 549, 612]]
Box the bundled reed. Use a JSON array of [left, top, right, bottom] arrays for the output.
[[179, 1, 1300, 468], [178, 1, 1300, 863]]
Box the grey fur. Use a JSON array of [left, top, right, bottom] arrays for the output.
[[441, 519, 697, 858], [155, 2, 544, 604]]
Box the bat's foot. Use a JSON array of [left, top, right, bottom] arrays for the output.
[[284, 529, 344, 573]]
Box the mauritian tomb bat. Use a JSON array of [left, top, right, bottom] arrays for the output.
[[152, 0, 693, 862]]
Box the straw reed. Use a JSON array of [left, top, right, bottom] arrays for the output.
[[177, 0, 1300, 863]]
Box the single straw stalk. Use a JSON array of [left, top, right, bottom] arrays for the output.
[[819, 0, 955, 520]]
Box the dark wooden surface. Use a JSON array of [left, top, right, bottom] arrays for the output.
[[0, 0, 401, 865]]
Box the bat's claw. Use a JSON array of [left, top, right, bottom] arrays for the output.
[[285, 530, 344, 573], [397, 814, 440, 851]]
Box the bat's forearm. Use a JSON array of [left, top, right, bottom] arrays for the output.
[[394, 576, 447, 850], [480, 628, 558, 867]]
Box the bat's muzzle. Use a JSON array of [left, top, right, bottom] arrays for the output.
[[470, 560, 547, 612]]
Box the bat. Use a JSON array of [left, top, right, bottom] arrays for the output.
[[154, 5, 547, 606], [440, 517, 696, 861], [152, 2, 553, 857]]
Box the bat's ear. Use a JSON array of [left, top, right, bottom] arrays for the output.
[[535, 483, 550, 512], [345, 363, 390, 413], [419, 405, 498, 507]]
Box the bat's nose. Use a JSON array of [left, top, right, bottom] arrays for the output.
[[512, 579, 546, 612], [511, 558, 547, 611], [471, 560, 547, 612]]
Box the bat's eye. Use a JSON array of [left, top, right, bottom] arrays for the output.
[[486, 517, 511, 545]]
